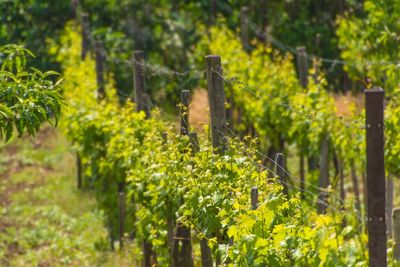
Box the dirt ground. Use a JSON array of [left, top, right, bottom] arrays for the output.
[[188, 88, 209, 133], [189, 88, 364, 130]]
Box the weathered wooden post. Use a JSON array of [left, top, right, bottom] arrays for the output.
[[209, 0, 217, 25], [275, 153, 288, 196], [95, 40, 106, 101], [118, 182, 125, 250], [179, 91, 194, 267], [339, 159, 345, 210], [143, 242, 152, 267], [350, 161, 362, 216], [365, 87, 387, 267], [199, 55, 227, 267], [76, 12, 91, 190], [167, 212, 174, 266], [189, 131, 205, 267], [133, 50, 146, 112], [206, 55, 227, 152], [240, 6, 250, 52], [130, 50, 152, 267], [296, 47, 309, 89], [200, 239, 213, 267], [251, 186, 258, 210], [71, 0, 80, 20], [393, 208, 400, 261], [81, 13, 90, 60], [317, 135, 330, 214], [189, 132, 200, 153], [172, 90, 195, 267], [108, 218, 115, 251], [159, 132, 175, 267], [296, 47, 308, 199]]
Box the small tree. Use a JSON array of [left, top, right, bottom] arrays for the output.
[[0, 45, 63, 140]]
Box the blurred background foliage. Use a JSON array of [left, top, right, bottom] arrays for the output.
[[3, 0, 396, 107]]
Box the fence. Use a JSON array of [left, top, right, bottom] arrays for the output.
[[71, 7, 394, 267]]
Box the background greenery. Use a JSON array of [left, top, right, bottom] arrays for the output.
[[1, 0, 374, 106], [2, 0, 400, 266]]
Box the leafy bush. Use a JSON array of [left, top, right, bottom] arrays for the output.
[[0, 45, 63, 140]]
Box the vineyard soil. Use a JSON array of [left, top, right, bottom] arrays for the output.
[[0, 127, 139, 266]]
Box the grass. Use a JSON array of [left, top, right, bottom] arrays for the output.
[[0, 126, 139, 266]]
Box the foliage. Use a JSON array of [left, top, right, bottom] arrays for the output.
[[338, 1, 400, 176], [195, 25, 367, 191], [1, 0, 366, 105], [5, 0, 400, 266], [0, 45, 63, 141], [0, 0, 73, 70], [337, 0, 400, 94], [226, 202, 367, 266], [57, 24, 367, 266]]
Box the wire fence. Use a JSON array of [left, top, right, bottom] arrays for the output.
[[79, 11, 369, 223]]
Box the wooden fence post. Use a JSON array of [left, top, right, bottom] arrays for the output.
[[167, 217, 174, 267], [274, 153, 288, 196], [251, 186, 258, 210], [131, 50, 152, 267], [179, 90, 194, 267], [200, 239, 213, 267], [118, 182, 125, 250], [108, 218, 115, 251], [133, 50, 146, 112], [143, 241, 152, 267], [160, 132, 175, 267], [179, 227, 194, 267], [393, 208, 400, 261], [172, 90, 195, 267], [240, 6, 250, 52], [95, 40, 106, 101], [296, 46, 309, 200], [206, 55, 227, 152], [296, 47, 308, 89], [71, 0, 80, 20], [189, 132, 200, 153], [317, 134, 330, 214], [209, 0, 217, 26], [365, 87, 387, 267], [350, 161, 362, 217], [162, 132, 168, 143], [200, 55, 227, 267], [76, 11, 89, 190], [296, 45, 317, 175], [339, 159, 345, 210], [81, 13, 90, 60], [189, 132, 209, 267]]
